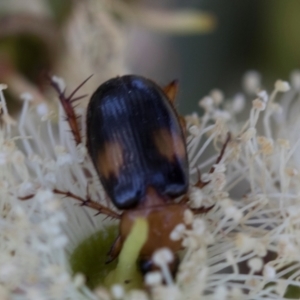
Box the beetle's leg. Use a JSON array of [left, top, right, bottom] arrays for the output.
[[106, 235, 122, 263], [163, 79, 179, 105], [208, 132, 231, 174], [19, 194, 35, 200], [19, 188, 120, 219], [48, 74, 93, 146], [194, 132, 231, 189], [194, 167, 208, 189], [178, 194, 188, 204], [178, 194, 214, 214], [191, 204, 215, 214], [53, 189, 120, 219], [179, 133, 231, 210]]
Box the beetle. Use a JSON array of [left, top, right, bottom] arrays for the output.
[[48, 74, 230, 274], [86, 75, 190, 266]]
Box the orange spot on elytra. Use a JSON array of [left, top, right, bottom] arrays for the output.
[[153, 128, 186, 161], [163, 80, 179, 104], [97, 141, 124, 178]]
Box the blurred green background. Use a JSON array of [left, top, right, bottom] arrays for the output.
[[0, 0, 299, 114]]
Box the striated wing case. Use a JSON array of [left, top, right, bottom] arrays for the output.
[[87, 75, 189, 209]]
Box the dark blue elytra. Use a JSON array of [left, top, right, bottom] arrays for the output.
[[86, 75, 189, 209]]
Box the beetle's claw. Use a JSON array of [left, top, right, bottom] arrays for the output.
[[106, 235, 122, 264]]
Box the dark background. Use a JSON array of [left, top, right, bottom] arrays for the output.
[[130, 0, 300, 113], [1, 0, 300, 114]]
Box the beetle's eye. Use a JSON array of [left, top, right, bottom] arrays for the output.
[[139, 258, 154, 275], [139, 256, 180, 277]]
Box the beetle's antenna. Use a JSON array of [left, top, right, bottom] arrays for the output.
[[47, 74, 93, 146]]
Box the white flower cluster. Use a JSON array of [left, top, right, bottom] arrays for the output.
[[1, 71, 300, 299], [0, 83, 110, 300]]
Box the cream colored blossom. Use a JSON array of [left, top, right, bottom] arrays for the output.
[[2, 70, 300, 300]]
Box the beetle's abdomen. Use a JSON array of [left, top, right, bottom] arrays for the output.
[[87, 75, 188, 209]]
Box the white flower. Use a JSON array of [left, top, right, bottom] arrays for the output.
[[2, 70, 300, 300]]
